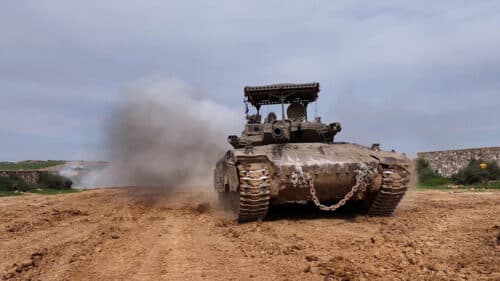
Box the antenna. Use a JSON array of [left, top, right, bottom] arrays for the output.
[[280, 95, 285, 120]]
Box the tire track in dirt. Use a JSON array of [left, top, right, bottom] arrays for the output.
[[1, 188, 499, 281], [160, 212, 253, 281]]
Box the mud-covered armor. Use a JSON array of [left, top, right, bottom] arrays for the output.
[[214, 83, 411, 222]]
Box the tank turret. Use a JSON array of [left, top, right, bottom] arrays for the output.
[[230, 83, 342, 148]]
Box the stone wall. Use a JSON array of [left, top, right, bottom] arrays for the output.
[[417, 146, 500, 177], [0, 170, 41, 185]]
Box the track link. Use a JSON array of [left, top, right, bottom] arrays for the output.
[[237, 163, 271, 222], [368, 167, 409, 216]]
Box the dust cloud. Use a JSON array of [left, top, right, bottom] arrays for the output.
[[81, 76, 240, 189]]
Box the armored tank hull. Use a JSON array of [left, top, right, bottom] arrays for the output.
[[215, 82, 411, 222], [214, 142, 410, 222]]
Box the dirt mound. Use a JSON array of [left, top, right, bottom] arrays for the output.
[[1, 188, 499, 280]]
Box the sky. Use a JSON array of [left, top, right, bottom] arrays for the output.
[[1, 1, 499, 161]]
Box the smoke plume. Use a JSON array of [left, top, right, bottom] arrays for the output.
[[82, 76, 240, 189]]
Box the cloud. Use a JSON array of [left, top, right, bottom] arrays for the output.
[[0, 1, 499, 161]]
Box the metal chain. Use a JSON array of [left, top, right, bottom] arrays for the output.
[[308, 163, 373, 212]]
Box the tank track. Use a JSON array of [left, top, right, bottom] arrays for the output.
[[236, 163, 271, 222], [367, 166, 409, 216]]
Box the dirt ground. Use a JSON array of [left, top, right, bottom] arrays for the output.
[[0, 188, 498, 281]]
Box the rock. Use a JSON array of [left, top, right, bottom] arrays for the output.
[[20, 259, 34, 268], [31, 249, 46, 264], [406, 240, 416, 248], [111, 234, 120, 239], [3, 268, 17, 279], [303, 265, 311, 273], [283, 245, 302, 255], [316, 263, 335, 276], [427, 263, 445, 272], [435, 263, 446, 272], [406, 253, 417, 265], [363, 265, 380, 276], [32, 249, 46, 256], [94, 247, 102, 253], [305, 255, 319, 262]]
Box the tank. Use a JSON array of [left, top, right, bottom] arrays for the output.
[[214, 82, 411, 222]]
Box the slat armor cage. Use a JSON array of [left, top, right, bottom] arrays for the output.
[[244, 82, 320, 107]]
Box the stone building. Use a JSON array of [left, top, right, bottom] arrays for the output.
[[417, 146, 500, 177], [0, 170, 42, 185]]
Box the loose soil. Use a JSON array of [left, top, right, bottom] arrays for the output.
[[0, 188, 498, 281]]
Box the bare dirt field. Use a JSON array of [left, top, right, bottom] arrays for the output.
[[1, 188, 498, 281]]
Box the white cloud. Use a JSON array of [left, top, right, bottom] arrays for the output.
[[0, 1, 499, 160]]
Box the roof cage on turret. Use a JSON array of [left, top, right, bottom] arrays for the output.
[[244, 82, 320, 107]]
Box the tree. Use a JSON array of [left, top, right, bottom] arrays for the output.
[[451, 159, 500, 185]]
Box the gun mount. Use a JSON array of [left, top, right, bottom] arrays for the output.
[[231, 82, 341, 148]]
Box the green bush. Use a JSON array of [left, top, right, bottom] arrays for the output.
[[38, 172, 73, 189], [0, 160, 66, 170], [452, 159, 500, 185], [416, 158, 450, 187], [0, 174, 33, 192], [486, 161, 500, 180]]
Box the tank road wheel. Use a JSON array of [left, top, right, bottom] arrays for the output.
[[367, 166, 409, 216], [237, 163, 271, 222]]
